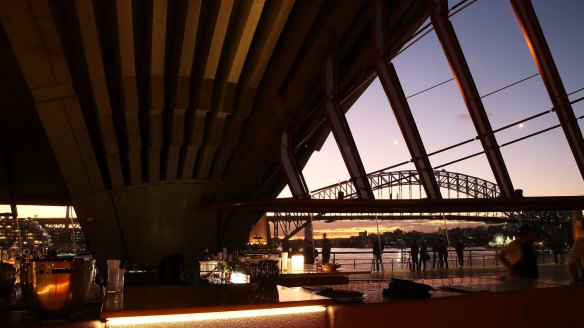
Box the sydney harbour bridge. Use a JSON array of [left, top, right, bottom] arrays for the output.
[[268, 168, 514, 241]]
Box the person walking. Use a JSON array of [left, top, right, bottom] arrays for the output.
[[372, 237, 384, 272], [498, 224, 539, 278], [437, 238, 446, 269], [455, 239, 465, 268], [442, 239, 449, 269], [418, 240, 429, 271], [410, 240, 419, 271], [431, 238, 438, 269], [321, 233, 331, 264]]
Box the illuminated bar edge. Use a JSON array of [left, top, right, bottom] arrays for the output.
[[106, 305, 326, 326]]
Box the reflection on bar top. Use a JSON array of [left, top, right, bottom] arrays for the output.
[[320, 276, 573, 304], [101, 284, 331, 319]]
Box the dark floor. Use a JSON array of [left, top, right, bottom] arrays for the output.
[[349, 263, 573, 283]]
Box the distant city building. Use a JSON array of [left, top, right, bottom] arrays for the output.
[[359, 231, 367, 238], [0, 217, 52, 260], [34, 218, 91, 255]]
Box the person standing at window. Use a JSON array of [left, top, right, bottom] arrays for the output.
[[498, 224, 538, 278], [321, 233, 331, 264]]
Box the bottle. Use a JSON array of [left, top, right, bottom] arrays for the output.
[[316, 259, 322, 271], [225, 264, 232, 283]]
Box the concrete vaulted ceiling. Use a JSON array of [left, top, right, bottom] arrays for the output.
[[0, 0, 431, 264]]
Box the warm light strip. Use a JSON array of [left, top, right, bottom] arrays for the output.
[[106, 305, 326, 326]]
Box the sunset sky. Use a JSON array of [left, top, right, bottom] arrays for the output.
[[2, 0, 583, 239], [280, 0, 584, 238]]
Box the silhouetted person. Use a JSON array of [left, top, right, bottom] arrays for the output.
[[418, 240, 429, 271], [455, 239, 465, 268], [410, 240, 419, 271], [498, 224, 538, 278], [551, 240, 564, 264], [431, 239, 438, 269], [437, 238, 447, 269], [321, 233, 331, 264], [442, 240, 449, 269], [372, 237, 384, 271]]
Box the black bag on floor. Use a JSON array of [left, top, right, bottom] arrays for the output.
[[383, 278, 434, 299]]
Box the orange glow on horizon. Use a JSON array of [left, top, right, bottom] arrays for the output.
[[278, 219, 489, 239]]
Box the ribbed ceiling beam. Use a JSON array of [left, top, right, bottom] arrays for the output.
[[0, 0, 104, 196], [181, 0, 234, 179], [431, 0, 515, 198], [222, 0, 332, 192], [74, 0, 124, 189], [115, 0, 143, 185], [281, 1, 364, 116], [234, 2, 372, 198], [226, 0, 265, 86], [213, 0, 296, 181], [510, 0, 584, 181], [372, 0, 442, 199], [198, 0, 264, 180], [249, 0, 322, 109], [165, 0, 202, 181], [145, 0, 168, 183]]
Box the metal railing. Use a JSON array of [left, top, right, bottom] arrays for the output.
[[327, 249, 560, 271]]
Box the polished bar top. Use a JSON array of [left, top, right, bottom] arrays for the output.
[[280, 270, 358, 277], [280, 264, 370, 276], [277, 266, 368, 286], [101, 284, 331, 319], [330, 276, 572, 303]]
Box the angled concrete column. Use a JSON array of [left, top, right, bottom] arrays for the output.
[[372, 0, 442, 199], [510, 0, 584, 181], [280, 125, 311, 199], [431, 0, 515, 197], [324, 47, 374, 200]]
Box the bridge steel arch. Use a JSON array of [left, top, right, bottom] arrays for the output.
[[310, 170, 500, 200], [270, 170, 503, 242]]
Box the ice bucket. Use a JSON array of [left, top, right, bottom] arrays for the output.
[[20, 259, 95, 319]]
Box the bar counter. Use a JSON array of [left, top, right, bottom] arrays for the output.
[[3, 277, 583, 327], [327, 277, 584, 328], [101, 284, 331, 318], [278, 267, 367, 286]]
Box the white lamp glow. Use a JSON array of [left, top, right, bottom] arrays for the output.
[[291, 255, 304, 272], [230, 271, 248, 284]]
